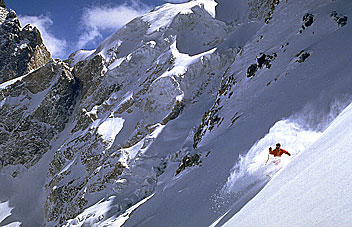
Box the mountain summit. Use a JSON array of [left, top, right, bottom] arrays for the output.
[[1, 0, 352, 226], [0, 3, 51, 84], [0, 0, 5, 8]]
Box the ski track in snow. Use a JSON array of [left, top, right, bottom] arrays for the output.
[[210, 98, 352, 226], [223, 100, 352, 226], [220, 97, 352, 198], [222, 118, 322, 194]]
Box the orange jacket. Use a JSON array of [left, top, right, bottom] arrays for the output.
[[269, 148, 290, 157]]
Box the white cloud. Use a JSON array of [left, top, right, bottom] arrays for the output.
[[18, 15, 67, 58], [77, 1, 151, 49]]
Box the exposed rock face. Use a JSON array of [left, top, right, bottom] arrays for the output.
[[0, 1, 240, 224], [0, 60, 79, 176], [303, 13, 314, 27], [248, 0, 281, 23], [0, 8, 51, 84], [0, 3, 61, 179], [0, 0, 5, 8], [175, 153, 201, 175], [40, 2, 235, 225], [331, 11, 348, 27]]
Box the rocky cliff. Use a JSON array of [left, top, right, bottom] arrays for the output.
[[0, 5, 51, 84]]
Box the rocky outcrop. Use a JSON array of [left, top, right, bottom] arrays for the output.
[[0, 1, 7, 24], [175, 153, 201, 175], [295, 50, 310, 63], [39, 2, 237, 225], [0, 5, 56, 177], [302, 13, 314, 27], [0, 0, 5, 8], [246, 53, 277, 78], [331, 11, 348, 27], [0, 61, 79, 177], [0, 8, 51, 84], [249, 0, 281, 23]]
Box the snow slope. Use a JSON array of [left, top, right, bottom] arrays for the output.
[[0, 201, 13, 224], [124, 0, 352, 226], [223, 100, 352, 226], [222, 118, 323, 194], [2, 0, 352, 226]]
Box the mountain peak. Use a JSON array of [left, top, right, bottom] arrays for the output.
[[0, 8, 52, 83], [0, 0, 6, 8]]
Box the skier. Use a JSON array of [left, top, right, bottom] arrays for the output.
[[269, 143, 291, 157], [265, 143, 291, 165]]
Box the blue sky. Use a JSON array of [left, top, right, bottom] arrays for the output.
[[5, 0, 187, 58]]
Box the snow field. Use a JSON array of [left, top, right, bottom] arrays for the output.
[[97, 117, 125, 147], [142, 0, 216, 33], [223, 101, 352, 226], [222, 96, 352, 195], [0, 74, 27, 90], [159, 41, 216, 79], [0, 200, 21, 226], [118, 124, 165, 168], [210, 99, 352, 225], [222, 118, 322, 194], [0, 201, 13, 224], [65, 194, 154, 227]]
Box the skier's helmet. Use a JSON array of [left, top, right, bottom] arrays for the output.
[[276, 143, 281, 147]]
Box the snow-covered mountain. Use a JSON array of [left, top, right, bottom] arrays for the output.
[[0, 0, 352, 226]]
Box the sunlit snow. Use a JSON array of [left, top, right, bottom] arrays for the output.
[[119, 124, 165, 168], [69, 49, 95, 66], [142, 0, 216, 33], [223, 102, 352, 226], [65, 196, 115, 227], [0, 201, 13, 223], [97, 117, 125, 147], [0, 75, 27, 90], [223, 118, 322, 193], [159, 41, 216, 79], [0, 98, 5, 108], [106, 194, 154, 226]]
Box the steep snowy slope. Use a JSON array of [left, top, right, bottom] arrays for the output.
[[223, 100, 352, 227], [125, 0, 352, 226], [1, 0, 352, 226], [1, 0, 234, 226]]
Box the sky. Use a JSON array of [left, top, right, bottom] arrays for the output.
[[5, 0, 187, 59]]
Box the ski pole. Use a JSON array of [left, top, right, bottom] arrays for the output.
[[265, 154, 269, 165]]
